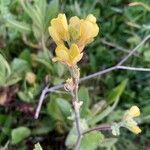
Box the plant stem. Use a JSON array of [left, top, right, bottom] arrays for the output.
[[70, 67, 82, 150], [82, 124, 111, 135]]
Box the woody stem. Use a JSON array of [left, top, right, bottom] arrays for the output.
[[70, 66, 82, 150]]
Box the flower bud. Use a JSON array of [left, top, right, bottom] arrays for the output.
[[26, 72, 36, 85]]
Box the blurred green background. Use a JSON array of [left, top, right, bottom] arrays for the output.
[[0, 0, 150, 149]]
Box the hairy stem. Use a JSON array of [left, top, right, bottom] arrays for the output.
[[70, 67, 82, 150]]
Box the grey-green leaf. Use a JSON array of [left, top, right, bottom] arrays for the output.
[[7, 19, 31, 32], [80, 131, 104, 150], [65, 119, 88, 148], [99, 138, 118, 148], [11, 127, 31, 144], [78, 86, 91, 117]]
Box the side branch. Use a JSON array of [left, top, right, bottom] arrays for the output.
[[117, 66, 150, 72], [83, 124, 112, 135], [34, 85, 50, 119]]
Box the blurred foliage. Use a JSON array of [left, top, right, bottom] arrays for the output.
[[0, 0, 150, 149]]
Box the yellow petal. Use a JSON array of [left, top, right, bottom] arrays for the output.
[[50, 14, 69, 42], [69, 44, 80, 59], [55, 45, 69, 61], [79, 20, 99, 46], [51, 14, 68, 30], [69, 16, 82, 41], [72, 53, 83, 65], [48, 27, 63, 45], [86, 14, 96, 23], [69, 16, 81, 26], [129, 106, 140, 117], [58, 14, 68, 30], [129, 125, 142, 134]]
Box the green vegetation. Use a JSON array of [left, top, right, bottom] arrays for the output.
[[0, 0, 150, 149]]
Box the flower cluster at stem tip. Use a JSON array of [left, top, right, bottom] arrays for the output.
[[123, 106, 141, 134], [48, 13, 99, 66]]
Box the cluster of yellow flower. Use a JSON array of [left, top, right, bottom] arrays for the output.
[[48, 14, 99, 66], [123, 106, 141, 134]]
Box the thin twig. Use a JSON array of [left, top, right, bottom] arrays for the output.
[[47, 84, 64, 92], [35, 34, 150, 119], [100, 38, 139, 57], [34, 84, 49, 119], [117, 66, 150, 72], [80, 66, 117, 82], [83, 124, 111, 135]]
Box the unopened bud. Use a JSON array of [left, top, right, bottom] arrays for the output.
[[26, 72, 36, 85]]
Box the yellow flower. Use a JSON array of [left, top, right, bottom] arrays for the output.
[[69, 14, 99, 51], [53, 44, 83, 66], [128, 125, 142, 134], [128, 106, 140, 117], [49, 14, 99, 65], [48, 14, 69, 45], [123, 106, 142, 134]]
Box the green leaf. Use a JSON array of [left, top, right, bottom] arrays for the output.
[[0, 54, 11, 76], [107, 79, 128, 104], [78, 86, 91, 117], [20, 0, 43, 29], [55, 62, 65, 77], [56, 98, 72, 118], [6, 19, 31, 32], [6, 76, 22, 86], [32, 119, 55, 135], [0, 54, 11, 85], [19, 49, 31, 64], [11, 127, 31, 144], [99, 138, 118, 148], [88, 99, 119, 126], [89, 53, 97, 71], [53, 77, 64, 85], [80, 131, 104, 150], [17, 91, 31, 103], [89, 79, 128, 125], [32, 23, 42, 41], [34, 143, 43, 150], [47, 98, 72, 123], [144, 51, 150, 61], [5, 58, 30, 86], [11, 58, 29, 73], [47, 0, 59, 20], [33, 54, 52, 72], [65, 119, 88, 148], [47, 98, 64, 121]]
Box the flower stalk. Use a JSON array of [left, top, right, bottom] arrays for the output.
[[69, 66, 82, 150]]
